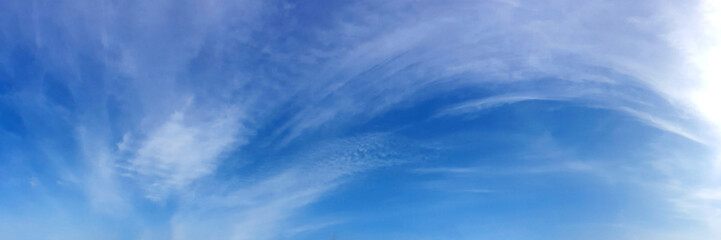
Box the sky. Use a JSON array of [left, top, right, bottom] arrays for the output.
[[1, 0, 721, 239]]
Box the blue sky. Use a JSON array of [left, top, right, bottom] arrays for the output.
[[1, 0, 721, 239]]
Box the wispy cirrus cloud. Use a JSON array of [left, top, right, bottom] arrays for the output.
[[412, 161, 593, 176], [436, 94, 566, 117], [170, 134, 409, 240], [2, 0, 721, 239], [122, 105, 246, 201]]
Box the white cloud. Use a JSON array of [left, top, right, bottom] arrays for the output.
[[615, 107, 708, 145], [76, 126, 133, 216], [412, 167, 479, 175], [287, 219, 346, 235], [412, 161, 593, 176], [124, 106, 245, 201], [437, 94, 564, 117]]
